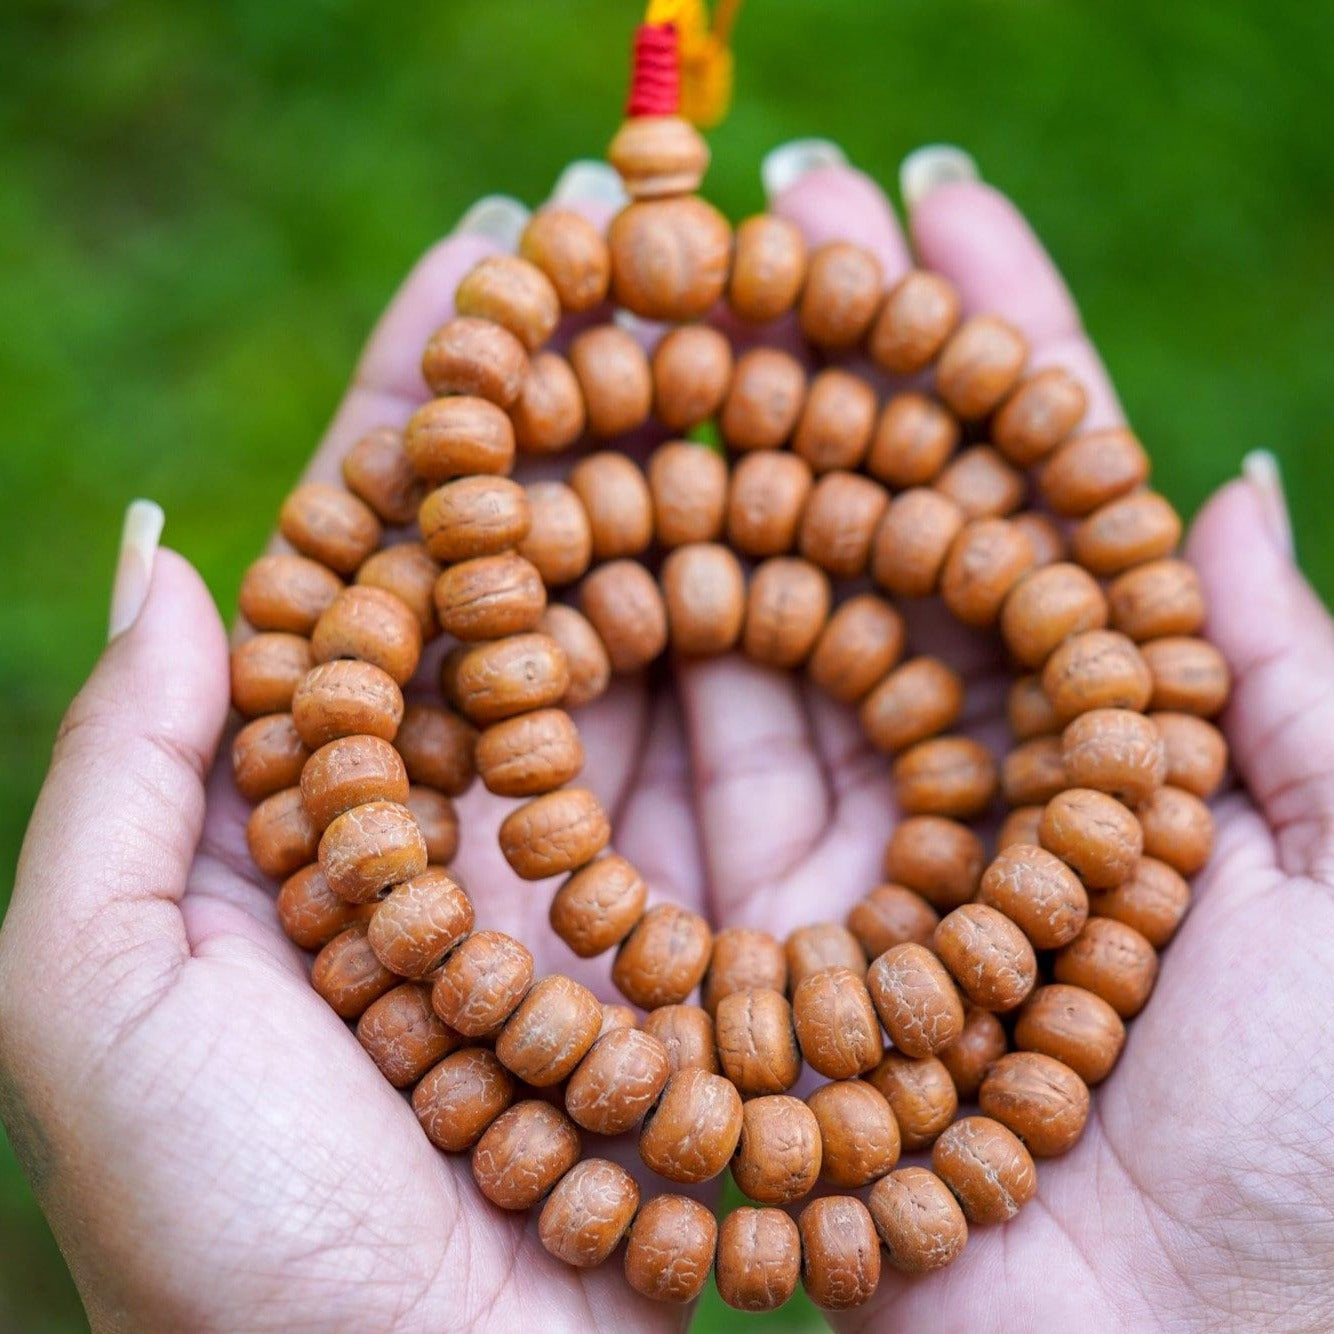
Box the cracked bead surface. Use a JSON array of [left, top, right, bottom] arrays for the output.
[[368, 867, 473, 978], [278, 482, 381, 576], [642, 1004, 719, 1074], [979, 1051, 1091, 1157], [565, 1026, 671, 1135], [538, 1159, 640, 1269], [932, 1115, 1037, 1225], [310, 922, 395, 1018], [472, 1100, 581, 1211], [277, 863, 373, 952], [413, 1047, 515, 1151], [1043, 629, 1152, 724], [239, 553, 344, 635], [318, 799, 427, 903], [893, 735, 998, 820], [1039, 787, 1143, 889], [300, 734, 408, 830], [808, 1078, 901, 1188], [715, 988, 801, 1095], [232, 713, 310, 802], [356, 982, 459, 1088], [247, 786, 319, 879], [1053, 917, 1159, 1018], [731, 1094, 822, 1204], [715, 1207, 801, 1313], [935, 903, 1038, 1012], [1014, 983, 1126, 1085], [431, 930, 534, 1036], [624, 1194, 717, 1305], [702, 927, 787, 1015], [639, 1069, 743, 1184], [454, 254, 560, 351], [791, 966, 882, 1079], [476, 707, 584, 797], [799, 1195, 881, 1311], [613, 903, 713, 1009], [865, 1050, 958, 1151], [1061, 707, 1166, 806], [869, 1167, 968, 1275], [499, 786, 610, 879], [846, 884, 940, 957], [291, 660, 404, 749], [433, 552, 546, 641], [448, 633, 569, 724], [867, 943, 965, 1058], [882, 815, 982, 911], [978, 843, 1089, 950], [549, 853, 646, 958], [311, 585, 422, 687], [496, 974, 603, 1086]]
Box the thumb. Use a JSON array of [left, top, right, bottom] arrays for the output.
[[1187, 456, 1334, 883], [4, 502, 230, 997]]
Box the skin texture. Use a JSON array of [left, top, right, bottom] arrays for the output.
[[0, 162, 1332, 1334]]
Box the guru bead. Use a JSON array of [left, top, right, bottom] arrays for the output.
[[702, 927, 788, 1014], [791, 966, 882, 1079], [728, 213, 807, 323], [1042, 629, 1153, 724], [519, 206, 611, 313], [356, 982, 458, 1088], [866, 393, 959, 490], [798, 241, 883, 349], [341, 425, 427, 526], [299, 734, 408, 829], [720, 346, 806, 451], [865, 1050, 959, 1152], [652, 324, 733, 431], [537, 605, 611, 708], [431, 929, 535, 1036], [453, 254, 560, 351], [714, 988, 801, 1095], [579, 559, 668, 672], [742, 557, 830, 668], [608, 196, 731, 322], [231, 633, 314, 718], [475, 707, 584, 797], [867, 270, 961, 374], [413, 1047, 516, 1152], [613, 903, 714, 1009], [549, 852, 647, 957], [793, 368, 877, 473], [246, 786, 319, 879], [992, 367, 1088, 466], [648, 440, 728, 548], [726, 450, 812, 557], [311, 585, 422, 687], [807, 1079, 901, 1188], [538, 1159, 640, 1269], [1053, 917, 1159, 1018], [607, 114, 710, 198], [715, 1208, 802, 1314], [798, 1195, 881, 1311], [639, 1068, 744, 1184], [1014, 983, 1126, 1084], [471, 1100, 581, 1211], [866, 942, 965, 1058], [517, 481, 593, 589], [881, 814, 983, 911], [568, 323, 653, 438], [510, 351, 586, 455], [495, 974, 603, 1086], [310, 922, 395, 1018], [731, 1094, 823, 1204], [448, 632, 570, 724], [623, 1195, 717, 1305], [238, 553, 343, 635], [569, 451, 653, 560], [318, 799, 427, 902], [979, 1051, 1091, 1158], [846, 884, 940, 956], [1108, 557, 1207, 642], [807, 593, 905, 705], [1040, 787, 1143, 889], [935, 315, 1028, 420], [367, 867, 474, 978], [498, 786, 611, 879], [291, 659, 404, 748], [565, 1026, 671, 1135], [421, 317, 529, 407], [869, 1167, 968, 1276], [978, 843, 1089, 950], [418, 475, 531, 563], [432, 551, 546, 641], [932, 1116, 1037, 1225], [232, 713, 309, 802], [278, 481, 381, 576], [660, 542, 746, 656]]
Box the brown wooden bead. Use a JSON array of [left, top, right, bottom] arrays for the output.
[[419, 476, 530, 563], [278, 482, 381, 576], [475, 708, 583, 799], [510, 350, 586, 455], [454, 254, 560, 351], [421, 317, 528, 407], [867, 269, 960, 374], [1053, 916, 1158, 1018], [1008, 674, 1060, 740], [716, 1208, 802, 1314], [356, 982, 459, 1088], [1002, 736, 1068, 807], [808, 1079, 901, 1187], [715, 988, 801, 1095], [861, 658, 966, 757], [1072, 490, 1183, 576], [318, 799, 427, 903], [799, 241, 883, 349], [495, 974, 603, 1086], [728, 213, 807, 324], [580, 560, 668, 673], [703, 928, 787, 1015], [432, 930, 534, 1036], [936, 315, 1027, 420], [1013, 511, 1069, 567], [247, 786, 320, 879], [808, 594, 905, 704], [1040, 787, 1143, 889], [642, 1003, 719, 1074], [893, 736, 998, 820], [648, 440, 727, 548], [404, 395, 516, 483], [1107, 557, 1206, 642], [512, 482, 590, 589], [341, 426, 427, 526], [231, 633, 315, 718], [614, 904, 713, 1009], [1152, 711, 1227, 798], [519, 206, 611, 313], [935, 903, 1038, 1012], [368, 867, 473, 978], [935, 445, 1026, 520], [472, 1099, 581, 1211], [870, 1167, 968, 1275], [310, 922, 395, 1018], [601, 1003, 644, 1036], [652, 324, 733, 431], [1039, 428, 1150, 518], [568, 324, 652, 438], [997, 805, 1045, 851], [624, 1194, 717, 1305], [311, 585, 422, 687], [939, 1006, 1008, 1101], [720, 346, 806, 451], [239, 553, 343, 635], [609, 195, 730, 321], [356, 543, 440, 639], [539, 1159, 640, 1269], [233, 713, 310, 802], [867, 942, 964, 1058], [569, 451, 653, 559], [498, 786, 610, 880], [726, 450, 811, 557], [535, 605, 609, 710], [277, 863, 374, 951], [394, 702, 474, 796], [291, 661, 405, 752], [432, 552, 545, 642], [882, 815, 983, 912], [550, 853, 647, 958], [732, 1095, 822, 1204], [1088, 855, 1190, 948], [449, 633, 570, 725], [405, 785, 458, 865], [742, 556, 831, 668], [865, 1050, 958, 1151], [791, 966, 882, 1079], [865, 393, 958, 491], [798, 470, 889, 579], [1014, 983, 1126, 1084], [847, 884, 940, 956], [1043, 629, 1152, 723], [413, 1047, 515, 1151], [1062, 706, 1167, 806], [979, 843, 1088, 949], [1137, 784, 1213, 875], [565, 1026, 671, 1134], [799, 1195, 881, 1311], [1142, 636, 1230, 716], [640, 1068, 743, 1184], [786, 923, 867, 989], [300, 734, 409, 830], [993, 367, 1088, 465], [871, 488, 967, 599], [661, 542, 746, 656], [793, 368, 877, 473], [941, 518, 1037, 628], [932, 1116, 1037, 1224]]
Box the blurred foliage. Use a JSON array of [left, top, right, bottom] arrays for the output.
[[0, 0, 1331, 1327]]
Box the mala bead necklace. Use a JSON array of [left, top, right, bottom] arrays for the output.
[[225, 3, 1234, 1314]]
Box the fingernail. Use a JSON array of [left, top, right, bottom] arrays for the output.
[[1242, 449, 1294, 557], [761, 138, 848, 200], [551, 160, 628, 210], [452, 195, 530, 249], [900, 144, 979, 210], [109, 499, 165, 642]]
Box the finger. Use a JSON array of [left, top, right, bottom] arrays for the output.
[[903, 147, 1124, 430], [1186, 460, 1334, 883]]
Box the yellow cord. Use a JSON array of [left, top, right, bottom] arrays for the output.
[[643, 0, 742, 129]]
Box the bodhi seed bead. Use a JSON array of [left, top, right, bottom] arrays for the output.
[[356, 543, 440, 640], [792, 368, 877, 473], [495, 974, 603, 1087], [935, 445, 1027, 520], [231, 633, 315, 718], [519, 207, 611, 313], [291, 660, 404, 749], [932, 1116, 1037, 1225], [882, 815, 983, 912], [549, 852, 647, 957], [728, 213, 807, 324], [1008, 674, 1060, 740], [715, 1208, 802, 1314], [311, 585, 422, 687], [979, 1051, 1091, 1158], [992, 367, 1088, 466], [742, 557, 831, 668], [720, 346, 806, 451], [430, 930, 535, 1037], [405, 785, 458, 864], [472, 1100, 581, 1211], [413, 1047, 515, 1152], [537, 605, 610, 708], [341, 425, 426, 526], [624, 1195, 717, 1305], [998, 805, 1045, 850], [940, 517, 1038, 628], [1072, 490, 1183, 576], [799, 1195, 881, 1311], [1039, 427, 1150, 518], [714, 988, 802, 1095], [726, 451, 812, 557], [1001, 736, 1068, 807], [892, 736, 998, 820], [870, 488, 966, 599], [394, 702, 474, 796], [1014, 983, 1126, 1085], [869, 1167, 969, 1276], [1137, 785, 1214, 875], [1040, 787, 1144, 889], [1061, 707, 1167, 806], [939, 1006, 1009, 1101], [846, 884, 940, 956], [648, 440, 728, 548], [421, 317, 529, 407], [368, 867, 473, 978], [661, 542, 746, 656], [867, 270, 961, 374], [1013, 511, 1069, 567], [1142, 636, 1231, 716], [808, 1079, 901, 1188], [1108, 557, 1207, 642], [598, 1004, 639, 1035], [798, 470, 889, 579], [791, 966, 882, 1080], [565, 1026, 671, 1135], [785, 923, 867, 988], [238, 553, 344, 635], [538, 1159, 640, 1269], [569, 451, 653, 560], [639, 1068, 744, 1184], [579, 560, 668, 673], [613, 903, 714, 1009], [318, 799, 427, 903], [798, 241, 883, 349], [702, 927, 788, 1015], [310, 922, 396, 1018], [300, 734, 409, 830], [475, 707, 584, 797], [418, 476, 531, 563], [517, 481, 593, 587], [1152, 711, 1227, 798], [247, 786, 319, 879], [1054, 917, 1159, 1018], [356, 982, 459, 1088], [568, 325, 653, 438], [1043, 630, 1153, 723], [432, 552, 546, 642], [865, 1051, 958, 1151], [277, 863, 374, 952], [448, 633, 570, 724], [978, 843, 1089, 949], [935, 314, 1028, 420], [498, 787, 611, 880], [232, 713, 310, 802], [808, 594, 905, 705], [404, 396, 516, 482], [642, 1004, 719, 1075], [453, 254, 560, 351], [867, 943, 965, 1058], [278, 482, 381, 576], [652, 324, 733, 431], [866, 393, 959, 490], [732, 1095, 823, 1205], [935, 904, 1038, 1012], [608, 195, 731, 322], [510, 351, 586, 455]]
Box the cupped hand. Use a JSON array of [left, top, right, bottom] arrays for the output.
[[2, 151, 1333, 1334]]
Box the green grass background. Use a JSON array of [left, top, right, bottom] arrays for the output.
[[1, 0, 1331, 1327]]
